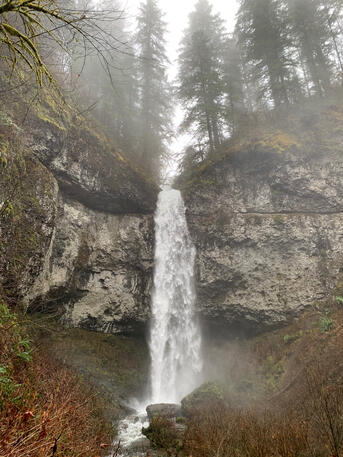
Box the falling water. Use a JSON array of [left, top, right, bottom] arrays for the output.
[[149, 188, 202, 403], [115, 188, 202, 455]]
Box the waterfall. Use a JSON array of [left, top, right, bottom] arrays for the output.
[[149, 188, 202, 404], [114, 188, 202, 456]]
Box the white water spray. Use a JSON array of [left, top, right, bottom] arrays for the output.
[[149, 188, 202, 403]]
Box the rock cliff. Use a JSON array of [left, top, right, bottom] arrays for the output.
[[30, 196, 154, 334], [0, 105, 157, 334], [182, 106, 343, 335], [3, 98, 343, 337]]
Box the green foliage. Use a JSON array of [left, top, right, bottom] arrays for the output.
[[287, 0, 333, 96], [319, 315, 334, 333], [0, 365, 21, 407], [0, 302, 32, 410], [236, 0, 301, 107], [336, 296, 343, 305]]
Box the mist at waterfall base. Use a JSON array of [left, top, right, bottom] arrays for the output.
[[116, 189, 203, 453]]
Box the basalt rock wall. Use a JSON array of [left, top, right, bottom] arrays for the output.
[[183, 143, 343, 335]]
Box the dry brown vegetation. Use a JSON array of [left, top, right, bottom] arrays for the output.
[[182, 362, 343, 457], [0, 303, 113, 457]]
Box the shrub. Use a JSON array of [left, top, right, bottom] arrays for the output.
[[183, 405, 310, 457], [0, 302, 113, 457], [319, 316, 334, 333], [0, 302, 32, 410]]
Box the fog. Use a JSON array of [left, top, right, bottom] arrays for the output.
[[125, 0, 239, 78]]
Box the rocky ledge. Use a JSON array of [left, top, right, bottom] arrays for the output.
[[27, 111, 158, 215]]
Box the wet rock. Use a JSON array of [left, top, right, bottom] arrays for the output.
[[146, 404, 182, 421], [28, 117, 158, 214]]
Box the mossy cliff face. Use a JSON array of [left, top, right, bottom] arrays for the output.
[[26, 101, 158, 215], [0, 123, 58, 303], [182, 106, 343, 335], [0, 104, 157, 333]]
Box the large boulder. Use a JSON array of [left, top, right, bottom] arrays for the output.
[[181, 382, 225, 416], [146, 403, 182, 421]]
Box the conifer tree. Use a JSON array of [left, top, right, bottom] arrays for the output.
[[236, 0, 300, 107], [287, 0, 332, 95], [178, 0, 226, 155], [135, 0, 172, 177], [222, 36, 245, 133], [320, 0, 343, 84], [69, 0, 140, 153]]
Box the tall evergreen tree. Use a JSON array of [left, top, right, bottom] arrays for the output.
[[178, 0, 226, 155], [287, 0, 332, 95], [135, 0, 172, 177], [236, 0, 300, 107], [320, 0, 343, 84], [222, 36, 245, 133], [70, 0, 140, 152]]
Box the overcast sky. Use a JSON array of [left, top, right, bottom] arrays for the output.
[[123, 0, 240, 176], [124, 0, 239, 79]]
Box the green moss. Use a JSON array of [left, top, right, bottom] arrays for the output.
[[181, 382, 225, 416], [0, 137, 56, 303], [283, 331, 302, 345], [255, 130, 299, 154], [36, 106, 66, 131]]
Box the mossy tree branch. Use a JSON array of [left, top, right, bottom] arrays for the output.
[[0, 0, 126, 88]]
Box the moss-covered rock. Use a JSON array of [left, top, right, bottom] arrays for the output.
[[142, 417, 182, 451], [24, 93, 159, 215], [181, 382, 225, 416], [0, 122, 58, 303]]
